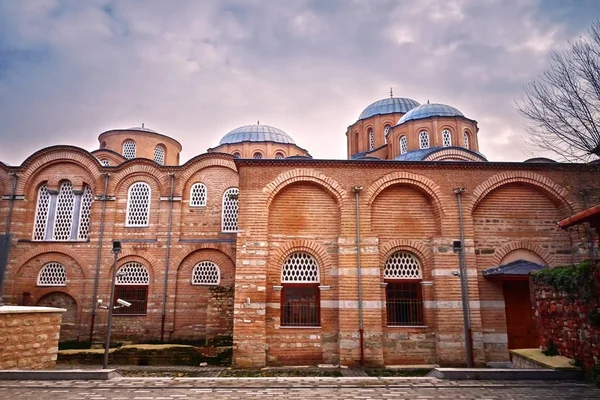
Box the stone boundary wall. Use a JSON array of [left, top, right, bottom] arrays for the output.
[[0, 306, 65, 369]]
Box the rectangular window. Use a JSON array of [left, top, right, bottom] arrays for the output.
[[113, 285, 148, 315], [281, 284, 320, 327], [386, 281, 424, 326]]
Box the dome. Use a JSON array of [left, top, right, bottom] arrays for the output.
[[219, 124, 295, 145], [358, 97, 420, 120], [397, 103, 464, 125]]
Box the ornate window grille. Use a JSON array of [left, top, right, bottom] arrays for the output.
[[191, 261, 220, 285], [281, 252, 320, 327], [221, 187, 239, 232], [77, 186, 93, 240], [419, 131, 429, 149], [384, 125, 391, 145], [115, 262, 149, 315], [100, 159, 110, 167], [122, 140, 136, 159], [253, 152, 263, 159], [33, 185, 51, 241], [52, 182, 76, 241], [368, 129, 375, 151], [384, 251, 424, 326], [442, 129, 452, 147], [126, 182, 151, 227], [400, 136, 408, 155], [37, 262, 67, 286], [275, 153, 285, 159], [232, 152, 241, 159], [464, 132, 470, 149], [190, 183, 207, 207], [154, 145, 165, 165]]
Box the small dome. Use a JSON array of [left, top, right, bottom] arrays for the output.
[[358, 97, 420, 120], [127, 125, 159, 133], [523, 157, 557, 163], [397, 103, 464, 125], [219, 124, 295, 145]]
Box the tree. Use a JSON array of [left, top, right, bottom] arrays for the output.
[[517, 20, 600, 162]]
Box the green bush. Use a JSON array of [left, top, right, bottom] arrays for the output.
[[542, 339, 559, 357], [587, 364, 600, 387], [533, 260, 597, 301]]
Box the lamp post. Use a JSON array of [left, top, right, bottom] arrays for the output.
[[103, 240, 122, 369]]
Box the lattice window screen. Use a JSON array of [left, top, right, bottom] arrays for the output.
[[190, 183, 207, 207], [221, 187, 239, 232], [123, 140, 136, 159], [191, 261, 221, 285], [233, 153, 241, 159], [101, 159, 110, 166], [419, 131, 429, 149], [33, 185, 51, 241], [253, 152, 263, 159], [384, 126, 391, 145], [400, 136, 408, 154], [275, 153, 284, 159], [154, 145, 165, 165], [37, 262, 67, 286], [442, 130, 452, 147], [77, 186, 93, 240], [126, 182, 151, 226], [464, 132, 469, 149], [368, 129, 375, 151], [52, 182, 75, 241], [384, 252, 422, 279], [281, 252, 320, 283], [116, 262, 149, 285]]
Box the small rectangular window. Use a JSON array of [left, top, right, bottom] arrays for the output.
[[281, 284, 320, 327], [386, 281, 424, 326], [113, 285, 148, 315]]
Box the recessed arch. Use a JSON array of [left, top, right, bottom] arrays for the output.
[[491, 240, 555, 267], [264, 169, 346, 209], [270, 239, 331, 283], [380, 239, 434, 279]]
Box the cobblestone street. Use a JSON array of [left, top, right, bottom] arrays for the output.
[[0, 377, 598, 399]]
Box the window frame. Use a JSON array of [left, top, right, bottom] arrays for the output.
[[191, 261, 221, 286], [442, 129, 452, 147], [125, 182, 151, 227], [419, 131, 430, 149], [113, 285, 149, 316], [280, 283, 321, 327], [253, 152, 263, 159], [368, 128, 375, 151], [385, 279, 424, 327], [189, 182, 207, 207], [37, 262, 67, 287], [153, 144, 166, 165], [464, 131, 470, 149], [122, 140, 137, 159], [221, 187, 239, 232], [399, 135, 408, 155]]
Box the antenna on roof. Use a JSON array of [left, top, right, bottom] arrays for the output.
[[390, 87, 393, 98]]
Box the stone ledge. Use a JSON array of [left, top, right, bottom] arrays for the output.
[[427, 367, 582, 380], [0, 306, 66, 314], [0, 369, 121, 380], [510, 348, 581, 371]]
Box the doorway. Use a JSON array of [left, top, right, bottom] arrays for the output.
[[503, 280, 538, 349]]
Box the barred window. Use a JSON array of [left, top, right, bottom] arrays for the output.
[[126, 182, 151, 227], [122, 140, 136, 159], [368, 129, 375, 151], [190, 183, 207, 207], [400, 136, 408, 155], [100, 159, 110, 167], [154, 145, 165, 165], [384, 251, 424, 326], [442, 129, 452, 147], [37, 262, 67, 286], [115, 262, 149, 315], [281, 252, 320, 327], [191, 261, 220, 285], [275, 152, 285, 159], [464, 132, 470, 149], [253, 152, 263, 159], [419, 131, 429, 149], [32, 182, 93, 242], [221, 187, 239, 232]]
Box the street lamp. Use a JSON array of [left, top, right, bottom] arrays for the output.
[[102, 240, 122, 369]]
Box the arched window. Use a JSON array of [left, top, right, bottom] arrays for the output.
[[126, 182, 151, 227], [281, 252, 320, 327], [384, 125, 391, 144], [400, 136, 408, 155], [191, 261, 221, 285], [221, 187, 239, 232], [384, 251, 424, 326], [419, 131, 429, 149], [37, 262, 67, 286], [464, 132, 470, 149], [100, 159, 110, 167], [442, 129, 452, 147], [232, 152, 241, 159], [114, 262, 149, 315], [32, 182, 93, 241], [353, 132, 359, 153], [368, 128, 375, 151], [274, 152, 285, 159], [154, 145, 165, 165], [253, 152, 263, 159], [122, 140, 136, 159], [190, 183, 207, 207]]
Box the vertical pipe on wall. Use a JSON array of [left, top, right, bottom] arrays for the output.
[[4, 172, 18, 235], [89, 173, 110, 344], [353, 185, 364, 366], [160, 173, 175, 342], [0, 172, 17, 306]]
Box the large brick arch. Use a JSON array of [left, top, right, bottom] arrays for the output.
[[379, 239, 434, 278], [109, 164, 169, 196], [175, 247, 236, 286], [491, 240, 555, 267], [176, 157, 238, 194], [170, 244, 236, 269], [367, 171, 446, 216], [9, 246, 91, 281], [470, 171, 574, 215], [114, 250, 161, 283], [269, 240, 332, 283], [264, 169, 346, 209]]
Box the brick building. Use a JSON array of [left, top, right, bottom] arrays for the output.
[[0, 97, 598, 367]]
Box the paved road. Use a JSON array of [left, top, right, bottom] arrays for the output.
[[0, 377, 598, 399]]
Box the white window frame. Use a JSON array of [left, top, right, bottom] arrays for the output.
[[153, 145, 166, 165], [400, 136, 408, 155], [368, 129, 375, 151], [281, 252, 320, 283], [191, 261, 221, 285], [419, 131, 430, 149], [122, 140, 137, 159], [384, 251, 422, 279], [100, 159, 110, 167], [221, 187, 239, 232], [116, 262, 150, 285], [190, 183, 207, 207], [442, 129, 452, 147], [37, 262, 67, 287], [125, 182, 151, 227], [464, 132, 470, 149], [384, 125, 391, 144]]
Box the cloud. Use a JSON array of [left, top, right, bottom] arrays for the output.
[[0, 0, 598, 164]]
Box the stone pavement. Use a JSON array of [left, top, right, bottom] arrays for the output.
[[0, 377, 598, 399]]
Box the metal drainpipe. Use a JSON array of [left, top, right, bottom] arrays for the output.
[[353, 185, 364, 366], [89, 173, 110, 344], [4, 172, 18, 235], [454, 187, 474, 367], [160, 173, 175, 342], [0, 173, 18, 306]]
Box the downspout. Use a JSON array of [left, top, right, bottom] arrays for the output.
[[454, 187, 474, 367], [4, 172, 18, 235], [160, 173, 175, 342], [0, 172, 18, 306], [89, 172, 110, 344], [353, 185, 364, 366]]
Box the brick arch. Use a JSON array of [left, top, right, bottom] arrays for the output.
[[379, 239, 434, 278], [470, 172, 574, 215], [367, 171, 446, 216], [114, 250, 161, 283], [9, 247, 90, 281], [422, 148, 486, 162], [109, 164, 169, 196], [270, 240, 332, 283], [176, 157, 237, 194], [175, 248, 236, 286], [112, 172, 164, 200], [264, 169, 346, 209], [170, 244, 236, 269], [491, 240, 555, 267]]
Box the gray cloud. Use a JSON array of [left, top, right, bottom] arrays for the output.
[[0, 0, 598, 165]]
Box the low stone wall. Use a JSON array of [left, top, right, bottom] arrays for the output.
[[0, 306, 65, 369]]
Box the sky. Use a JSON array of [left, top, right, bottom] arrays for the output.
[[0, 0, 599, 165]]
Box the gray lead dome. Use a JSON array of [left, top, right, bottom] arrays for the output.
[[358, 97, 420, 120], [397, 103, 464, 125], [219, 124, 296, 145]]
